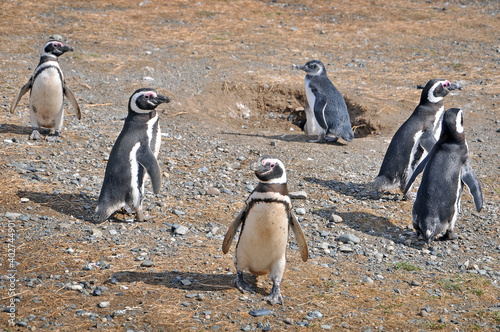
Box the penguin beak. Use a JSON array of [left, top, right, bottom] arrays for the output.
[[294, 64, 306, 71], [448, 82, 462, 91], [154, 95, 171, 105], [61, 45, 73, 53], [250, 161, 267, 174]]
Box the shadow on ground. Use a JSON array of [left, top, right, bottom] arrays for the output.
[[112, 270, 264, 294], [17, 190, 95, 221]]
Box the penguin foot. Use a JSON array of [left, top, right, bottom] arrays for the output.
[[324, 136, 339, 143], [264, 279, 283, 305], [236, 271, 255, 294], [46, 133, 62, 142], [438, 231, 457, 241], [29, 129, 43, 140]]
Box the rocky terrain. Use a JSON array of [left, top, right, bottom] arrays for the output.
[[0, 0, 499, 331]]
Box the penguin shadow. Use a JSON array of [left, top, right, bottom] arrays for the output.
[[111, 270, 261, 293], [0, 123, 32, 136], [220, 131, 348, 145], [16, 190, 95, 222], [313, 207, 423, 249], [303, 177, 380, 200]]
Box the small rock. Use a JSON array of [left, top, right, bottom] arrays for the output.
[[112, 310, 126, 317], [362, 276, 374, 284], [198, 166, 209, 173], [249, 308, 271, 317], [5, 212, 22, 219], [92, 229, 103, 238], [410, 280, 421, 287], [180, 279, 191, 286], [207, 187, 220, 195], [336, 234, 360, 244], [16, 321, 28, 327], [56, 223, 72, 231], [295, 208, 306, 215], [339, 245, 354, 253], [283, 318, 294, 325], [309, 310, 323, 319], [174, 225, 189, 235], [330, 214, 343, 223], [289, 191, 307, 199], [20, 197, 30, 203], [141, 260, 154, 267], [98, 301, 110, 308]]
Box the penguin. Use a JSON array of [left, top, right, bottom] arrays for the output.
[[295, 60, 354, 143], [372, 79, 461, 194], [10, 38, 81, 141], [222, 155, 308, 305], [93, 88, 170, 223], [404, 108, 483, 244]]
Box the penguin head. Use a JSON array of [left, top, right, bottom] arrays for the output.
[[42, 41, 73, 58], [440, 108, 465, 141], [251, 155, 287, 184], [295, 60, 326, 77], [422, 79, 460, 104], [128, 88, 171, 114]]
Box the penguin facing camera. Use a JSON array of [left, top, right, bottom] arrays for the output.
[[93, 88, 170, 224], [371, 79, 461, 194], [222, 155, 309, 305], [404, 108, 482, 244], [10, 37, 81, 141], [295, 60, 354, 143]]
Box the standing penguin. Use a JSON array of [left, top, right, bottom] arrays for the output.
[[93, 88, 170, 223], [295, 60, 354, 143], [10, 38, 81, 141], [222, 155, 308, 305], [372, 79, 460, 193], [404, 108, 482, 243]]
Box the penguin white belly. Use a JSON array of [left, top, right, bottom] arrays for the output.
[[236, 202, 288, 276], [304, 79, 323, 136], [30, 69, 64, 128]]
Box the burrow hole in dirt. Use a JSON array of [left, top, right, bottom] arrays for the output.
[[221, 82, 378, 138]]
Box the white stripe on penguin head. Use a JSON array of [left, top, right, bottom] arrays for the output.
[[259, 158, 287, 184], [427, 80, 447, 103], [455, 109, 464, 134], [130, 91, 158, 114]]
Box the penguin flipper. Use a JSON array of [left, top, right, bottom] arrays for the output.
[[461, 159, 483, 212], [11, 78, 32, 114], [403, 155, 429, 196], [289, 210, 309, 262], [137, 148, 162, 194], [222, 206, 246, 254], [63, 85, 82, 120], [419, 131, 437, 152], [312, 91, 328, 130]]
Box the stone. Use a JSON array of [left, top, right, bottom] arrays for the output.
[[336, 234, 360, 244], [339, 245, 354, 253], [207, 187, 220, 195], [330, 214, 343, 223], [295, 208, 306, 215], [174, 225, 189, 235], [98, 301, 110, 308], [309, 310, 323, 318], [289, 191, 307, 199], [141, 260, 154, 267], [249, 308, 271, 317]]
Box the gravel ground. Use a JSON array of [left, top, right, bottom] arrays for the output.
[[1, 0, 499, 331]]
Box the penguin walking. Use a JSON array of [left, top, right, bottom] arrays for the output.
[[93, 88, 170, 223], [295, 60, 354, 143], [404, 108, 482, 243], [222, 156, 308, 305], [372, 79, 460, 194], [10, 38, 81, 141]]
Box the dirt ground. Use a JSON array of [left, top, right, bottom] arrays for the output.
[[1, 0, 499, 331]]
